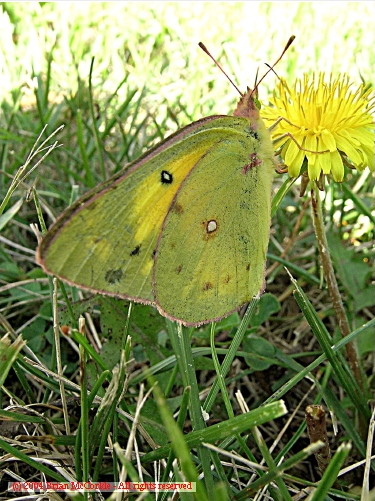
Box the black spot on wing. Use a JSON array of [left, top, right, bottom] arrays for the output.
[[130, 244, 141, 256], [105, 269, 124, 284], [246, 126, 259, 141], [239, 235, 250, 245], [161, 170, 173, 184]]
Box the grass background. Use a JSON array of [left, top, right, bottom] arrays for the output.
[[0, 2, 374, 500]]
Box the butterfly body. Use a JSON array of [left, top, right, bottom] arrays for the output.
[[37, 92, 274, 326]]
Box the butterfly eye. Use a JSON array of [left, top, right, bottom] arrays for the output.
[[253, 97, 262, 110]]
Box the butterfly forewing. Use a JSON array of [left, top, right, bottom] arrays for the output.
[[38, 117, 255, 306]]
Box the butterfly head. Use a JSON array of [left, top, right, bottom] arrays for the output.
[[233, 86, 261, 119]]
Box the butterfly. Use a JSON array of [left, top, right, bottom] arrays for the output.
[[37, 39, 294, 327]]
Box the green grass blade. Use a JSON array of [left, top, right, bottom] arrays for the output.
[[141, 400, 287, 463], [291, 275, 371, 421], [0, 437, 70, 483], [203, 298, 259, 412], [271, 175, 298, 217], [267, 253, 321, 285], [341, 183, 375, 224], [0, 334, 26, 386], [167, 321, 215, 493], [151, 376, 210, 501], [235, 442, 325, 500]]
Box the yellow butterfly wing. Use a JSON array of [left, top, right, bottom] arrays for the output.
[[38, 116, 261, 309], [154, 118, 274, 325]]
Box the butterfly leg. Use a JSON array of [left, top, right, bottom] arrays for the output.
[[269, 116, 330, 154]]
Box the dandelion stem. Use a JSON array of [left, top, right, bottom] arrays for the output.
[[310, 185, 366, 398]]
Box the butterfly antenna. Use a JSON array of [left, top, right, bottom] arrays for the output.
[[264, 62, 291, 94], [264, 63, 281, 80], [251, 35, 295, 95], [198, 42, 243, 96]]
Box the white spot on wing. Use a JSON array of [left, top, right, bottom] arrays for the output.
[[207, 220, 217, 233]]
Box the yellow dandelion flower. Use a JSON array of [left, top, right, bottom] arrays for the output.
[[262, 73, 375, 182]]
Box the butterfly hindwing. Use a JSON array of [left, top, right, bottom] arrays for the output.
[[154, 120, 274, 325]]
